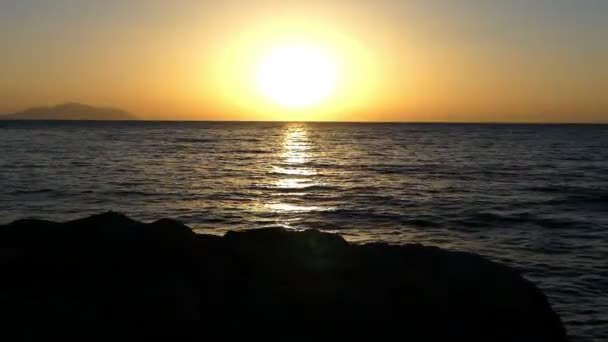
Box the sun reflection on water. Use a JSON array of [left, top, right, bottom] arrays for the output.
[[282, 125, 310, 165], [263, 124, 333, 216], [266, 203, 332, 213], [272, 166, 316, 176]]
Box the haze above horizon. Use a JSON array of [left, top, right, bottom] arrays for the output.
[[1, 0, 606, 123]]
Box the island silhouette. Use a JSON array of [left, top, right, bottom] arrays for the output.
[[0, 103, 136, 121]]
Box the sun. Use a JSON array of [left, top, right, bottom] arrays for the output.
[[256, 45, 338, 108]]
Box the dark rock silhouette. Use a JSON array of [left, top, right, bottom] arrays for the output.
[[0, 212, 568, 341], [0, 102, 136, 120]]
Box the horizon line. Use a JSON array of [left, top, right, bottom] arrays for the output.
[[1, 118, 607, 125]]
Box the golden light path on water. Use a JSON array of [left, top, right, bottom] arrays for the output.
[[255, 124, 428, 245], [264, 124, 333, 220], [191, 123, 377, 243]]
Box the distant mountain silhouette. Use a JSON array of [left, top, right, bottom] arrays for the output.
[[0, 103, 136, 120]]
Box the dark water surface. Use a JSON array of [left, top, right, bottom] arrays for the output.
[[0, 121, 606, 341]]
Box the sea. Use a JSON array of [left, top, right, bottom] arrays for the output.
[[0, 121, 606, 341]]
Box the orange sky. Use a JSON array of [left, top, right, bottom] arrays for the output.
[[1, 1, 606, 122]]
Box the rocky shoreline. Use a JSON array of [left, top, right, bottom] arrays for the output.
[[0, 212, 568, 341]]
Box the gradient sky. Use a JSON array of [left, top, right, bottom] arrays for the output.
[[1, 0, 606, 122]]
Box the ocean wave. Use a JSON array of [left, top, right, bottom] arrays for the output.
[[105, 190, 171, 197], [172, 137, 214, 143], [265, 203, 335, 213], [526, 185, 570, 193], [226, 149, 272, 154], [312, 209, 440, 227], [548, 193, 608, 207], [251, 184, 339, 192], [278, 185, 338, 193], [9, 188, 55, 195], [465, 212, 586, 229]]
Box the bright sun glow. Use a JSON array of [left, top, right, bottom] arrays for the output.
[[256, 45, 338, 108]]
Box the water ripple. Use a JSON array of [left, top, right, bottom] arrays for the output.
[[0, 121, 607, 341]]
